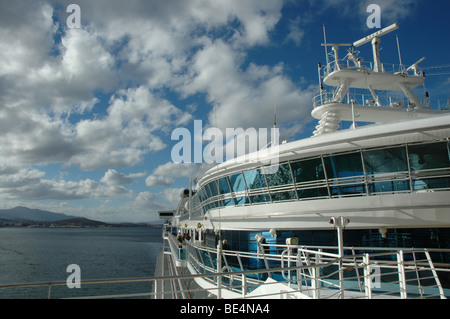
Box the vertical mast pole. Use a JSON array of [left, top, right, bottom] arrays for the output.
[[396, 34, 403, 70], [321, 24, 329, 107], [323, 24, 329, 66]]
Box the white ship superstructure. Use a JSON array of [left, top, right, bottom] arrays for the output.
[[312, 23, 446, 134], [158, 24, 450, 299]]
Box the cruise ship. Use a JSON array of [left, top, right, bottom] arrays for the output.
[[157, 24, 450, 299]]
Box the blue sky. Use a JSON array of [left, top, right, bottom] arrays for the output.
[[0, 0, 449, 223]]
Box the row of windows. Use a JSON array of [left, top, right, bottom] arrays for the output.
[[188, 140, 450, 216]]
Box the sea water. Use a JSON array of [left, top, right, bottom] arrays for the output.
[[0, 226, 163, 299]]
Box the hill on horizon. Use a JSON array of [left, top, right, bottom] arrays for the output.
[[0, 206, 91, 223]]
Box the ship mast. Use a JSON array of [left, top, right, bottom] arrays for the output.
[[353, 23, 399, 73], [312, 23, 446, 136]]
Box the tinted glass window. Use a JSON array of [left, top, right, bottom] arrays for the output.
[[263, 163, 293, 187], [208, 181, 219, 196], [291, 158, 325, 183], [204, 184, 212, 198], [408, 141, 450, 171], [364, 147, 408, 174], [243, 169, 267, 189], [198, 188, 207, 202], [330, 184, 366, 196], [324, 152, 363, 179], [271, 190, 296, 201], [229, 173, 246, 192], [368, 180, 410, 194], [413, 177, 450, 191], [223, 197, 235, 206], [297, 187, 329, 199], [235, 196, 250, 205], [218, 177, 231, 194], [250, 193, 271, 204]]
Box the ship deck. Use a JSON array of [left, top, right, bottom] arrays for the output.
[[159, 229, 450, 299]]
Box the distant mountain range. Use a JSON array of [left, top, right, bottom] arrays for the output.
[[0, 206, 108, 227], [0, 206, 78, 222], [0, 206, 162, 228]]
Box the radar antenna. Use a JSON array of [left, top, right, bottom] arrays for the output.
[[321, 43, 352, 70], [407, 57, 426, 76], [353, 23, 399, 72]]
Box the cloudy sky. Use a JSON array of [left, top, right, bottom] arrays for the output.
[[0, 0, 449, 222]]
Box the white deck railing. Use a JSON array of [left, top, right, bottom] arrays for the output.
[[313, 90, 450, 111], [170, 232, 449, 299], [1, 232, 449, 299], [321, 59, 422, 78]]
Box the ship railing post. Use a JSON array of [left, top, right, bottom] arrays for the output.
[[397, 250, 407, 299], [161, 232, 166, 299], [311, 266, 319, 299], [242, 273, 247, 298], [363, 253, 373, 299], [352, 248, 364, 293], [351, 99, 356, 129], [330, 217, 349, 299], [296, 251, 302, 293], [339, 257, 344, 299], [317, 249, 322, 288], [263, 249, 272, 279], [235, 253, 247, 297], [288, 247, 292, 287], [424, 249, 446, 299], [217, 242, 222, 299], [47, 283, 52, 299]]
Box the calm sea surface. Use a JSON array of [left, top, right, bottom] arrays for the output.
[[0, 226, 163, 299]]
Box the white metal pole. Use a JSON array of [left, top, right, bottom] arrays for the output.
[[217, 232, 222, 299], [351, 99, 356, 129], [323, 24, 329, 66], [396, 34, 403, 69]]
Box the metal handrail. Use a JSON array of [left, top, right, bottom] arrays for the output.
[[2, 235, 448, 299], [313, 90, 450, 111], [177, 233, 449, 299], [321, 59, 422, 78]]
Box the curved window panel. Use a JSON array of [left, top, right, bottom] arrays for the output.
[[234, 196, 250, 205], [330, 184, 366, 196], [229, 173, 247, 192], [324, 152, 365, 196], [413, 177, 450, 191], [204, 184, 212, 199], [208, 181, 219, 196], [291, 158, 325, 183], [243, 169, 267, 190], [409, 141, 450, 191], [408, 141, 450, 171], [271, 190, 296, 202], [363, 147, 408, 174], [368, 180, 410, 194], [263, 163, 293, 187], [324, 152, 364, 179], [297, 187, 328, 199], [249, 194, 271, 204], [198, 187, 207, 202], [223, 197, 235, 206], [192, 194, 201, 208], [218, 177, 231, 194]]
